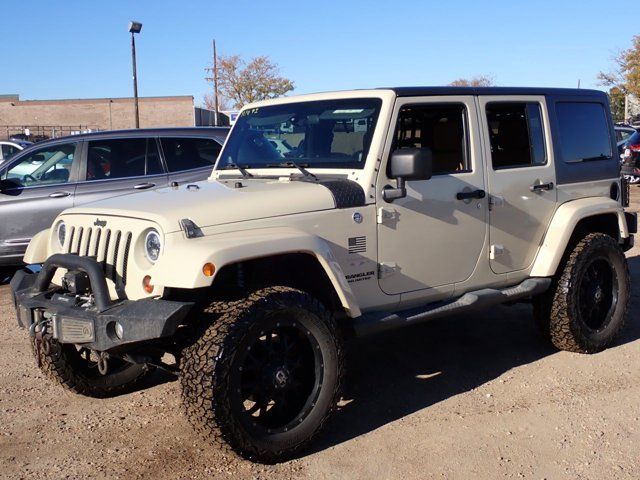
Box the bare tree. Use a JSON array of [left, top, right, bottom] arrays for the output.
[[449, 75, 495, 87], [598, 35, 640, 97], [203, 93, 229, 112], [206, 55, 294, 109]]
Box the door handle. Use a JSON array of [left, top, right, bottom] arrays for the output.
[[456, 189, 486, 200], [530, 182, 554, 192], [133, 182, 156, 190], [49, 191, 71, 198]]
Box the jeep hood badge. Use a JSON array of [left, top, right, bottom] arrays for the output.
[[94, 218, 107, 227]]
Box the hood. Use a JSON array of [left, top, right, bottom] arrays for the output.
[[62, 178, 350, 233]]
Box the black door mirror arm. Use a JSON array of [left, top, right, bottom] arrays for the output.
[[382, 178, 406, 202]]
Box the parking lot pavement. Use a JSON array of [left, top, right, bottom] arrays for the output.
[[1, 196, 639, 479]]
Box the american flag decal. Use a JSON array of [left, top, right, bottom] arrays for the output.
[[348, 236, 367, 254]]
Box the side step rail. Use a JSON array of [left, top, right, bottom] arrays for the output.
[[353, 278, 551, 337]]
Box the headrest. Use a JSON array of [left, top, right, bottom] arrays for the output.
[[497, 117, 529, 150], [433, 120, 461, 153]]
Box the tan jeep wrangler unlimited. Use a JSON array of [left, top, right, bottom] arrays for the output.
[[11, 87, 637, 462]]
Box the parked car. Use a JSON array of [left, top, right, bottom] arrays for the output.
[[615, 125, 637, 155], [10, 87, 635, 462], [0, 141, 24, 165], [8, 138, 34, 148], [0, 127, 229, 265], [621, 129, 640, 183]]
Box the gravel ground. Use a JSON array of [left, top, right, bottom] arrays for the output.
[[1, 193, 639, 480]]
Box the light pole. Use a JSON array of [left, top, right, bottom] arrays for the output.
[[128, 21, 142, 128]]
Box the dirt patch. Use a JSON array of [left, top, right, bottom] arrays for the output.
[[1, 193, 639, 479]]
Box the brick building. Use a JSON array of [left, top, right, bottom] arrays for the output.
[[0, 94, 211, 140]]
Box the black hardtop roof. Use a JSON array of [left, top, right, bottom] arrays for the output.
[[386, 86, 607, 98], [29, 126, 230, 145]]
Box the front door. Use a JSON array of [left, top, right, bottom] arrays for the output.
[[376, 96, 487, 296], [479, 96, 557, 274], [0, 141, 79, 262]]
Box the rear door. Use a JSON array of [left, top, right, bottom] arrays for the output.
[[0, 141, 79, 261], [73, 137, 169, 207], [160, 136, 223, 184], [479, 96, 557, 274]]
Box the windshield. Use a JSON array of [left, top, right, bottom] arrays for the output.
[[217, 98, 382, 170]]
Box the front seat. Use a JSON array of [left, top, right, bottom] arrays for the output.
[[432, 120, 464, 174]]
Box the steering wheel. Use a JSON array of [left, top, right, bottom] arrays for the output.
[[22, 174, 37, 183]]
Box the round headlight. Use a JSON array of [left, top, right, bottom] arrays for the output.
[[56, 221, 66, 248], [144, 230, 162, 263]]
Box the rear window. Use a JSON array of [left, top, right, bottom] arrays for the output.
[[556, 102, 612, 163]]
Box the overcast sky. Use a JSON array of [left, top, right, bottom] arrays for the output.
[[1, 0, 636, 106]]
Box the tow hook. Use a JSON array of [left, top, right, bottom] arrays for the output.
[[97, 352, 109, 375], [29, 319, 51, 368]]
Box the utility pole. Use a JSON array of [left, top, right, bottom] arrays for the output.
[[205, 39, 220, 126], [213, 40, 219, 126]]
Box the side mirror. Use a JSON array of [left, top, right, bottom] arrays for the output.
[[383, 148, 433, 202]]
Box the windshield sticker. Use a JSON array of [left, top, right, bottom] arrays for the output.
[[332, 109, 364, 114]]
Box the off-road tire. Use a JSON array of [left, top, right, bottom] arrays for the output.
[[31, 336, 151, 398], [534, 232, 630, 353], [180, 286, 344, 463]]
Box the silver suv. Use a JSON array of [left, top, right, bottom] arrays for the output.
[[0, 127, 228, 265]]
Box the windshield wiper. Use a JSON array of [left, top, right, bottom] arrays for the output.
[[266, 161, 317, 180], [222, 163, 253, 178]]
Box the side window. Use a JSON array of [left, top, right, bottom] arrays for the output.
[[161, 137, 221, 172], [486, 102, 546, 169], [393, 104, 470, 175], [556, 102, 612, 163], [2, 144, 20, 160], [2, 143, 76, 187], [86, 138, 161, 181]]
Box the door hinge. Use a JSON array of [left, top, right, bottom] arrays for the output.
[[378, 262, 399, 279], [377, 207, 398, 225], [489, 244, 505, 260]]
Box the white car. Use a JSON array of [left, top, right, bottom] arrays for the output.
[[12, 86, 637, 463], [0, 141, 24, 165]]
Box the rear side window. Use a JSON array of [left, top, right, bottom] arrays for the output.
[[556, 102, 612, 163], [160, 137, 222, 172], [86, 138, 162, 181], [486, 102, 546, 169]]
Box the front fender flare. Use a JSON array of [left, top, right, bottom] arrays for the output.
[[152, 227, 361, 317], [23, 229, 50, 264], [530, 198, 628, 278]]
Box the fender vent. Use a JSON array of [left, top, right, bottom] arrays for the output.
[[348, 236, 367, 254]]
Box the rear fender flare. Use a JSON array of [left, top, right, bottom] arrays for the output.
[[530, 198, 628, 277]]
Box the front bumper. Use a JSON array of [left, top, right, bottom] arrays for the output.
[[10, 254, 193, 353]]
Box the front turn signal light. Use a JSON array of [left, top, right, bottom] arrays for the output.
[[203, 263, 215, 277], [142, 275, 154, 293]]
